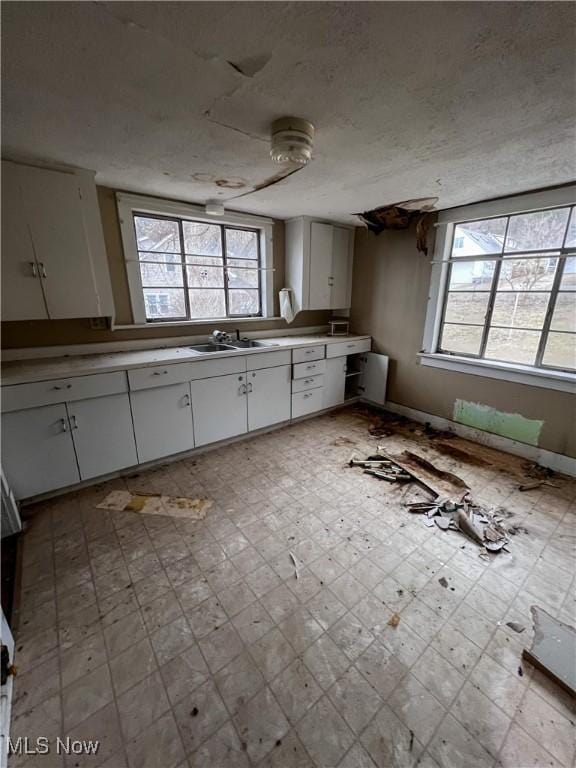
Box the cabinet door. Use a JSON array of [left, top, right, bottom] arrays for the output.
[[359, 353, 389, 405], [247, 365, 291, 432], [190, 373, 247, 447], [17, 164, 100, 318], [1, 162, 48, 321], [68, 394, 138, 480], [323, 357, 346, 409], [308, 222, 333, 309], [1, 404, 79, 499], [330, 226, 352, 309], [131, 383, 194, 464]]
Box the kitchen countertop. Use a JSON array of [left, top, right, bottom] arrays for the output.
[[1, 334, 371, 386]]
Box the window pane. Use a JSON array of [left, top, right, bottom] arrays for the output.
[[186, 265, 224, 288], [188, 289, 225, 318], [498, 257, 558, 291], [228, 289, 260, 315], [143, 289, 185, 319], [226, 229, 258, 259], [550, 293, 576, 332], [565, 209, 576, 248], [491, 292, 550, 330], [542, 332, 576, 370], [444, 293, 489, 324], [505, 208, 570, 252], [560, 257, 576, 290], [183, 222, 222, 256], [140, 262, 183, 288], [227, 265, 259, 289], [134, 217, 180, 253], [485, 328, 541, 365], [452, 218, 506, 257], [449, 260, 495, 291], [440, 324, 483, 355]]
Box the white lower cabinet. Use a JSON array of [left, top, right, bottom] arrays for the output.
[[131, 383, 194, 464], [247, 365, 291, 432], [191, 373, 247, 447], [68, 393, 138, 480], [292, 388, 324, 418], [323, 357, 346, 409], [1, 404, 80, 498]]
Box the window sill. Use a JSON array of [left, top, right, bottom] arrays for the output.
[[418, 353, 576, 393], [113, 317, 283, 330]]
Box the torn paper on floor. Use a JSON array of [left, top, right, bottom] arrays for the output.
[[96, 490, 212, 520]]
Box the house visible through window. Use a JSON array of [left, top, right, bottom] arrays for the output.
[[437, 205, 576, 371], [133, 214, 262, 321]]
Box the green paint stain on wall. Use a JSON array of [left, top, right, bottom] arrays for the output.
[[453, 400, 543, 446]]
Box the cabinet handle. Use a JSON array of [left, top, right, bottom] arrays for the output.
[[29, 261, 38, 278], [39, 262, 47, 278], [60, 418, 68, 432], [153, 370, 168, 376], [70, 415, 79, 430], [304, 378, 315, 384], [303, 393, 312, 399], [52, 384, 72, 391], [183, 393, 191, 407], [247, 382, 253, 393], [238, 383, 247, 395], [306, 364, 316, 370], [347, 344, 356, 348], [305, 350, 314, 355]]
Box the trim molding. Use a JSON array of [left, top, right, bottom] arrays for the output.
[[419, 353, 576, 394], [384, 400, 576, 477]]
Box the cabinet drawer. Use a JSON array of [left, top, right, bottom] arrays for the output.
[[128, 356, 246, 390], [292, 388, 324, 418], [326, 338, 371, 358], [291, 374, 324, 393], [292, 345, 325, 364], [128, 363, 196, 391], [292, 359, 326, 379], [246, 349, 291, 370], [1, 371, 128, 413]]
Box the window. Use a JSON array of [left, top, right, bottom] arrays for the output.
[[435, 204, 575, 372], [134, 214, 262, 321], [421, 188, 576, 390], [117, 193, 274, 325]]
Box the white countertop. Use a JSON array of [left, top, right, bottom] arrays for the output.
[[1, 334, 371, 386]]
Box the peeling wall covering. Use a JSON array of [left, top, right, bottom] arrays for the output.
[[453, 400, 543, 447], [350, 224, 576, 459]]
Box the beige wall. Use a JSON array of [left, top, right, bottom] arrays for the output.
[[2, 187, 331, 348], [350, 225, 576, 458]]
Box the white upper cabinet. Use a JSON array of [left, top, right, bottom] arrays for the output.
[[1, 160, 113, 321], [285, 217, 354, 313]]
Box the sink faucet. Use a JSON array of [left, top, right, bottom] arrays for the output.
[[210, 329, 230, 344]]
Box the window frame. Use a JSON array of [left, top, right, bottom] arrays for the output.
[[421, 186, 576, 393], [116, 192, 274, 325]]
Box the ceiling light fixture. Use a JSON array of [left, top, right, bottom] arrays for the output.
[[205, 200, 225, 216], [270, 117, 315, 166]]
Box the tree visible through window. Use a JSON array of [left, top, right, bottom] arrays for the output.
[[133, 214, 262, 321], [438, 205, 576, 371]]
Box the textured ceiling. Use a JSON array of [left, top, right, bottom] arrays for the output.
[[2, 2, 575, 224]]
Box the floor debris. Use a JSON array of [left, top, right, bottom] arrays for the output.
[[96, 490, 212, 520], [387, 613, 401, 628], [331, 436, 357, 447], [506, 621, 526, 634], [289, 552, 299, 580], [522, 606, 576, 696]]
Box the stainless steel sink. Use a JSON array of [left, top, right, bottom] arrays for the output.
[[230, 340, 278, 349], [189, 343, 238, 353]]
